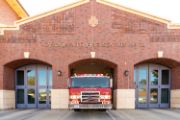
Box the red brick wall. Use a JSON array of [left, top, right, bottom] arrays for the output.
[[3, 66, 15, 90], [0, 1, 180, 90], [172, 66, 180, 89], [0, 0, 19, 25], [0, 66, 3, 89]]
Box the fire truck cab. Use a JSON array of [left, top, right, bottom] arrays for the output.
[[69, 74, 112, 110]]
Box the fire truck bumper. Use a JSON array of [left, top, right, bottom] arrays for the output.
[[69, 104, 112, 109]]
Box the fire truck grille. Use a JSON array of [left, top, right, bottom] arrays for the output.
[[81, 91, 100, 104]]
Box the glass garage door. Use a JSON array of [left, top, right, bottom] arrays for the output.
[[135, 64, 170, 109], [16, 65, 52, 109]]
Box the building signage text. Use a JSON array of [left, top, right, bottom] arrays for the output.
[[41, 41, 144, 48]]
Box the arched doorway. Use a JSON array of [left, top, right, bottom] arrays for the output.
[[69, 59, 117, 87], [69, 59, 116, 76], [135, 64, 170, 108], [16, 65, 52, 109], [69, 59, 117, 109], [4, 59, 52, 109], [134, 58, 180, 109]]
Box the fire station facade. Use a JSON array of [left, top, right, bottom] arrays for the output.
[[0, 0, 180, 109]]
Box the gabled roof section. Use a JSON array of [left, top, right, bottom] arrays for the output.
[[98, 0, 180, 29], [16, 0, 89, 24], [6, 0, 29, 18], [1, 0, 180, 35], [16, 0, 172, 25], [98, 0, 170, 24]]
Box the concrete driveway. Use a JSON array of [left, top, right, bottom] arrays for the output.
[[0, 109, 180, 120]]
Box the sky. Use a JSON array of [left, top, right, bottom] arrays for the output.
[[19, 0, 180, 23]]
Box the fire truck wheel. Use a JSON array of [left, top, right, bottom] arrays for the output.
[[98, 109, 107, 112], [74, 109, 80, 112]]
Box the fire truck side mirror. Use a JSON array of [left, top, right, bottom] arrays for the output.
[[67, 79, 70, 88], [110, 78, 113, 88]]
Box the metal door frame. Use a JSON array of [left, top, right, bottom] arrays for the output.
[[135, 64, 148, 108], [159, 65, 171, 108], [37, 65, 50, 109], [26, 65, 37, 108], [16, 65, 52, 109], [148, 64, 159, 108], [135, 64, 171, 109], [15, 67, 26, 108]]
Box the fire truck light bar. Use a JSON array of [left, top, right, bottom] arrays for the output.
[[74, 74, 104, 77]]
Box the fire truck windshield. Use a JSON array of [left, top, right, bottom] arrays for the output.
[[71, 77, 110, 88]]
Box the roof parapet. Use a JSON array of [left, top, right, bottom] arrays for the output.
[[6, 0, 29, 18]]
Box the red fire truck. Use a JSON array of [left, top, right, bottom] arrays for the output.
[[69, 74, 112, 110]]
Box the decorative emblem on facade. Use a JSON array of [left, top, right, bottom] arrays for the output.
[[88, 16, 98, 27]]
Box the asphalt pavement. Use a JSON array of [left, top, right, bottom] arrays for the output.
[[0, 109, 180, 120]]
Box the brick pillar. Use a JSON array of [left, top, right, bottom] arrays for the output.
[[171, 66, 180, 108], [0, 66, 15, 109]]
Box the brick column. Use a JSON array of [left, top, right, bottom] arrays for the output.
[[0, 66, 15, 109]]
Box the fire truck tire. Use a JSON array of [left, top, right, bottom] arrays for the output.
[[98, 109, 107, 112], [74, 109, 80, 112]]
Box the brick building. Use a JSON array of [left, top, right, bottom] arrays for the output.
[[0, 0, 180, 109], [0, 0, 28, 26]]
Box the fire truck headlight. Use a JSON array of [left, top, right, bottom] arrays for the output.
[[100, 95, 111, 99], [70, 95, 80, 99]]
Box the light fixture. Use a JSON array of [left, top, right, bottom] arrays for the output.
[[90, 51, 96, 58], [57, 70, 62, 76], [24, 52, 30, 59], [124, 70, 129, 77], [157, 51, 163, 58]]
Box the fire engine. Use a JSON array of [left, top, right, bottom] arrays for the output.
[[69, 74, 112, 110]]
